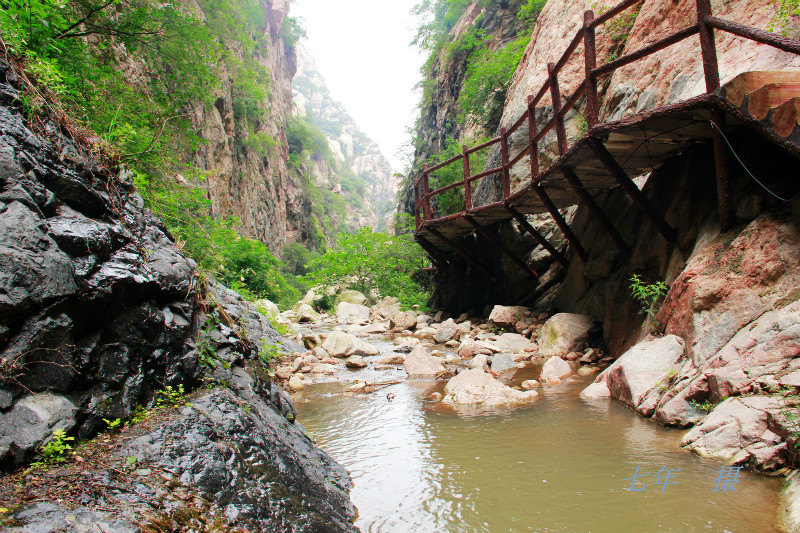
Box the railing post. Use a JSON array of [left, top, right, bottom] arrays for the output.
[[462, 146, 472, 210], [696, 0, 720, 92], [422, 163, 433, 221], [696, 0, 733, 230], [583, 10, 599, 128], [414, 175, 421, 230], [527, 96, 539, 183], [548, 62, 568, 155], [499, 127, 511, 199]]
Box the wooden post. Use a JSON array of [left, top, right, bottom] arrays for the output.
[[527, 96, 540, 183], [696, 0, 733, 230], [422, 163, 432, 221], [711, 110, 734, 231], [548, 62, 568, 154], [505, 205, 569, 267], [696, 0, 720, 92], [414, 176, 421, 231], [588, 137, 677, 242], [464, 215, 538, 279], [563, 167, 630, 254], [462, 145, 472, 210], [583, 10, 599, 128], [500, 127, 511, 199], [531, 184, 589, 262]]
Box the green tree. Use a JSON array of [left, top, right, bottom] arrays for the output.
[[304, 225, 429, 308]]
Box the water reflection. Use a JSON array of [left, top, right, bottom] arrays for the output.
[[296, 337, 781, 533]]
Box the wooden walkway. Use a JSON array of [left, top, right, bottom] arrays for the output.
[[413, 0, 800, 277]]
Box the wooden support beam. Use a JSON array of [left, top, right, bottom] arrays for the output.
[[527, 96, 540, 181], [426, 226, 493, 277], [531, 184, 589, 262], [588, 137, 677, 242], [711, 110, 734, 231], [463, 215, 539, 279], [562, 167, 630, 254], [505, 205, 569, 267], [422, 164, 432, 221], [416, 235, 449, 271]]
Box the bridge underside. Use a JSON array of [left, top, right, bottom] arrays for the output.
[[415, 76, 800, 278]]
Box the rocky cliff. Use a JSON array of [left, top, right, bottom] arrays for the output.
[[0, 60, 356, 531], [292, 48, 396, 233]]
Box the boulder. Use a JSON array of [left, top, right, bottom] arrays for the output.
[[681, 396, 786, 472], [488, 305, 531, 329], [580, 381, 611, 399], [457, 338, 493, 358], [334, 289, 368, 307], [302, 332, 322, 350], [0, 393, 77, 466], [538, 313, 594, 357], [432, 318, 458, 343], [467, 354, 490, 371], [416, 314, 433, 328], [489, 332, 538, 354], [778, 471, 800, 533], [310, 363, 338, 374], [377, 353, 406, 365], [605, 335, 685, 414], [521, 380, 540, 390], [443, 369, 537, 406], [370, 297, 401, 320], [403, 346, 446, 376], [345, 355, 367, 369], [390, 311, 417, 331], [490, 354, 517, 373], [335, 301, 370, 323], [295, 303, 321, 323], [252, 298, 280, 317], [320, 331, 380, 358], [540, 356, 573, 383], [288, 375, 305, 390]]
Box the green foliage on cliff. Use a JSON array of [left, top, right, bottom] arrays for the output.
[[771, 0, 800, 35], [133, 171, 302, 308], [304, 222, 429, 308]]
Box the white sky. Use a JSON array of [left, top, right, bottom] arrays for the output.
[[289, 0, 425, 173]]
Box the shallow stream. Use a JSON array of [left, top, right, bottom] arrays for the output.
[[294, 333, 782, 532]]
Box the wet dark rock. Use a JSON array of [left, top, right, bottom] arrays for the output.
[[0, 64, 356, 533]]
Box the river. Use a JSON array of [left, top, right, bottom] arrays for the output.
[[294, 333, 781, 533]]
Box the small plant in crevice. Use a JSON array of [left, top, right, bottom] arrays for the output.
[[196, 313, 230, 371], [629, 274, 669, 333], [656, 368, 679, 393], [31, 429, 75, 469], [689, 399, 716, 413], [154, 384, 188, 409]]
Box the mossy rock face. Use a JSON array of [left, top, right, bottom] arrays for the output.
[[334, 289, 368, 308]]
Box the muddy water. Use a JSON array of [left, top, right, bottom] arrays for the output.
[[294, 334, 782, 532]]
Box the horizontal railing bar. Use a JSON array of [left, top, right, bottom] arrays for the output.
[[707, 16, 800, 56], [589, 0, 643, 29], [466, 165, 504, 183], [506, 107, 530, 137], [509, 144, 531, 167], [426, 153, 464, 173], [593, 24, 699, 77], [425, 180, 464, 198], [466, 136, 501, 155]]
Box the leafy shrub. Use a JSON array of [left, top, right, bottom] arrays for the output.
[[629, 274, 668, 332], [39, 429, 74, 465]]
